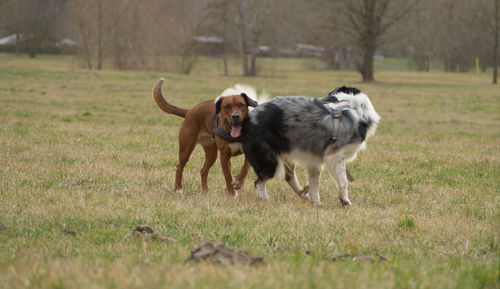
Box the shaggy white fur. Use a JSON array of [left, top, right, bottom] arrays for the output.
[[334, 91, 381, 138], [215, 84, 269, 107]]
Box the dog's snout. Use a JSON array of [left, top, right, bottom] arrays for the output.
[[231, 113, 241, 121]]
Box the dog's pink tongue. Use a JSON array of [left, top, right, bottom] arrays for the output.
[[231, 125, 242, 138]]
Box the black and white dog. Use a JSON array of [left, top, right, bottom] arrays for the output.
[[241, 86, 380, 206]]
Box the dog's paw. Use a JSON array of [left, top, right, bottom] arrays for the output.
[[299, 185, 309, 197], [340, 198, 351, 207], [312, 200, 322, 207], [258, 193, 269, 200], [231, 180, 242, 190], [175, 188, 184, 195]]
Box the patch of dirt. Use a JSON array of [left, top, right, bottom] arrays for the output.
[[276, 246, 293, 253], [131, 225, 176, 243], [186, 242, 265, 266], [59, 229, 77, 236], [326, 252, 388, 263], [0, 222, 7, 232]]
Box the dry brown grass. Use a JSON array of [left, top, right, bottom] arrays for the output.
[[0, 53, 498, 288]]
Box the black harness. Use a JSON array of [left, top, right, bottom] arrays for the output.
[[324, 100, 351, 144], [212, 117, 241, 142], [323, 99, 355, 182]]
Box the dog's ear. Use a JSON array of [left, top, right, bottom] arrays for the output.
[[215, 97, 224, 115], [241, 93, 258, 107], [358, 121, 368, 141]]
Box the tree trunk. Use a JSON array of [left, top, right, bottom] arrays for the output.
[[361, 44, 375, 82], [494, 34, 498, 84], [241, 53, 249, 76], [237, 2, 249, 76], [28, 38, 38, 58], [15, 32, 20, 57], [238, 34, 249, 75], [97, 0, 103, 70], [79, 22, 92, 69], [222, 44, 228, 76], [493, 0, 499, 84], [221, 4, 228, 77], [15, 1, 20, 57], [249, 53, 257, 76]]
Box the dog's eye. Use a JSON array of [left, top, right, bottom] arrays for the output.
[[224, 104, 231, 110], [239, 103, 246, 109]]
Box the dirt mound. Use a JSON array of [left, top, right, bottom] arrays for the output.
[[326, 252, 388, 263], [131, 225, 176, 243], [186, 242, 265, 266], [59, 229, 77, 236]]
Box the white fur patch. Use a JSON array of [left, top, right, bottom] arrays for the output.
[[229, 142, 243, 154], [325, 142, 365, 164], [281, 150, 323, 170], [215, 84, 269, 107], [334, 91, 381, 137]]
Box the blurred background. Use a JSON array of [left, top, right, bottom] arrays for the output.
[[0, 0, 498, 83]]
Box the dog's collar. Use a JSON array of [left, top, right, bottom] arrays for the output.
[[213, 118, 242, 143]]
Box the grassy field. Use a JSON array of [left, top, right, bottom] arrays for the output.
[[0, 53, 499, 289]]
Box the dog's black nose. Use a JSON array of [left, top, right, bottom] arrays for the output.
[[232, 113, 241, 121]]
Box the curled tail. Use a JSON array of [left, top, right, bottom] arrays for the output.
[[152, 78, 189, 118]]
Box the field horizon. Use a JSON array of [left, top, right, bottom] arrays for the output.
[[0, 53, 498, 289]]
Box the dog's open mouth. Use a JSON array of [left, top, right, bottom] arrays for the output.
[[231, 124, 242, 138]]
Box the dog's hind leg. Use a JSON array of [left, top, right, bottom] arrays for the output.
[[283, 161, 308, 197], [175, 129, 197, 194], [200, 144, 218, 193], [306, 166, 322, 206], [326, 157, 351, 206]]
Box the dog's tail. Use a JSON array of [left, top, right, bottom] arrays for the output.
[[152, 78, 189, 118]]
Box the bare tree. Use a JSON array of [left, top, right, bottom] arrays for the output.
[[202, 0, 234, 76], [172, 0, 205, 74], [68, 0, 93, 69], [476, 0, 500, 83], [234, 0, 272, 76], [219, 1, 231, 76], [490, 0, 500, 84], [97, 0, 103, 70], [406, 5, 434, 71], [3, 0, 66, 58], [235, 1, 250, 76], [247, 0, 270, 76], [336, 0, 419, 81], [67, 0, 113, 70], [0, 0, 25, 56]]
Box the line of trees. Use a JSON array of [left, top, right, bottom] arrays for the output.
[[0, 0, 498, 83]]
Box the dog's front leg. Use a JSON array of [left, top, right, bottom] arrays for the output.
[[232, 157, 250, 190], [219, 151, 237, 196], [254, 179, 269, 200], [333, 158, 351, 206], [307, 166, 322, 206]]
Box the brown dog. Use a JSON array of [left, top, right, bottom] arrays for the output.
[[152, 79, 258, 196]]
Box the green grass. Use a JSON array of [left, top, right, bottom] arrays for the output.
[[0, 53, 499, 289]]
